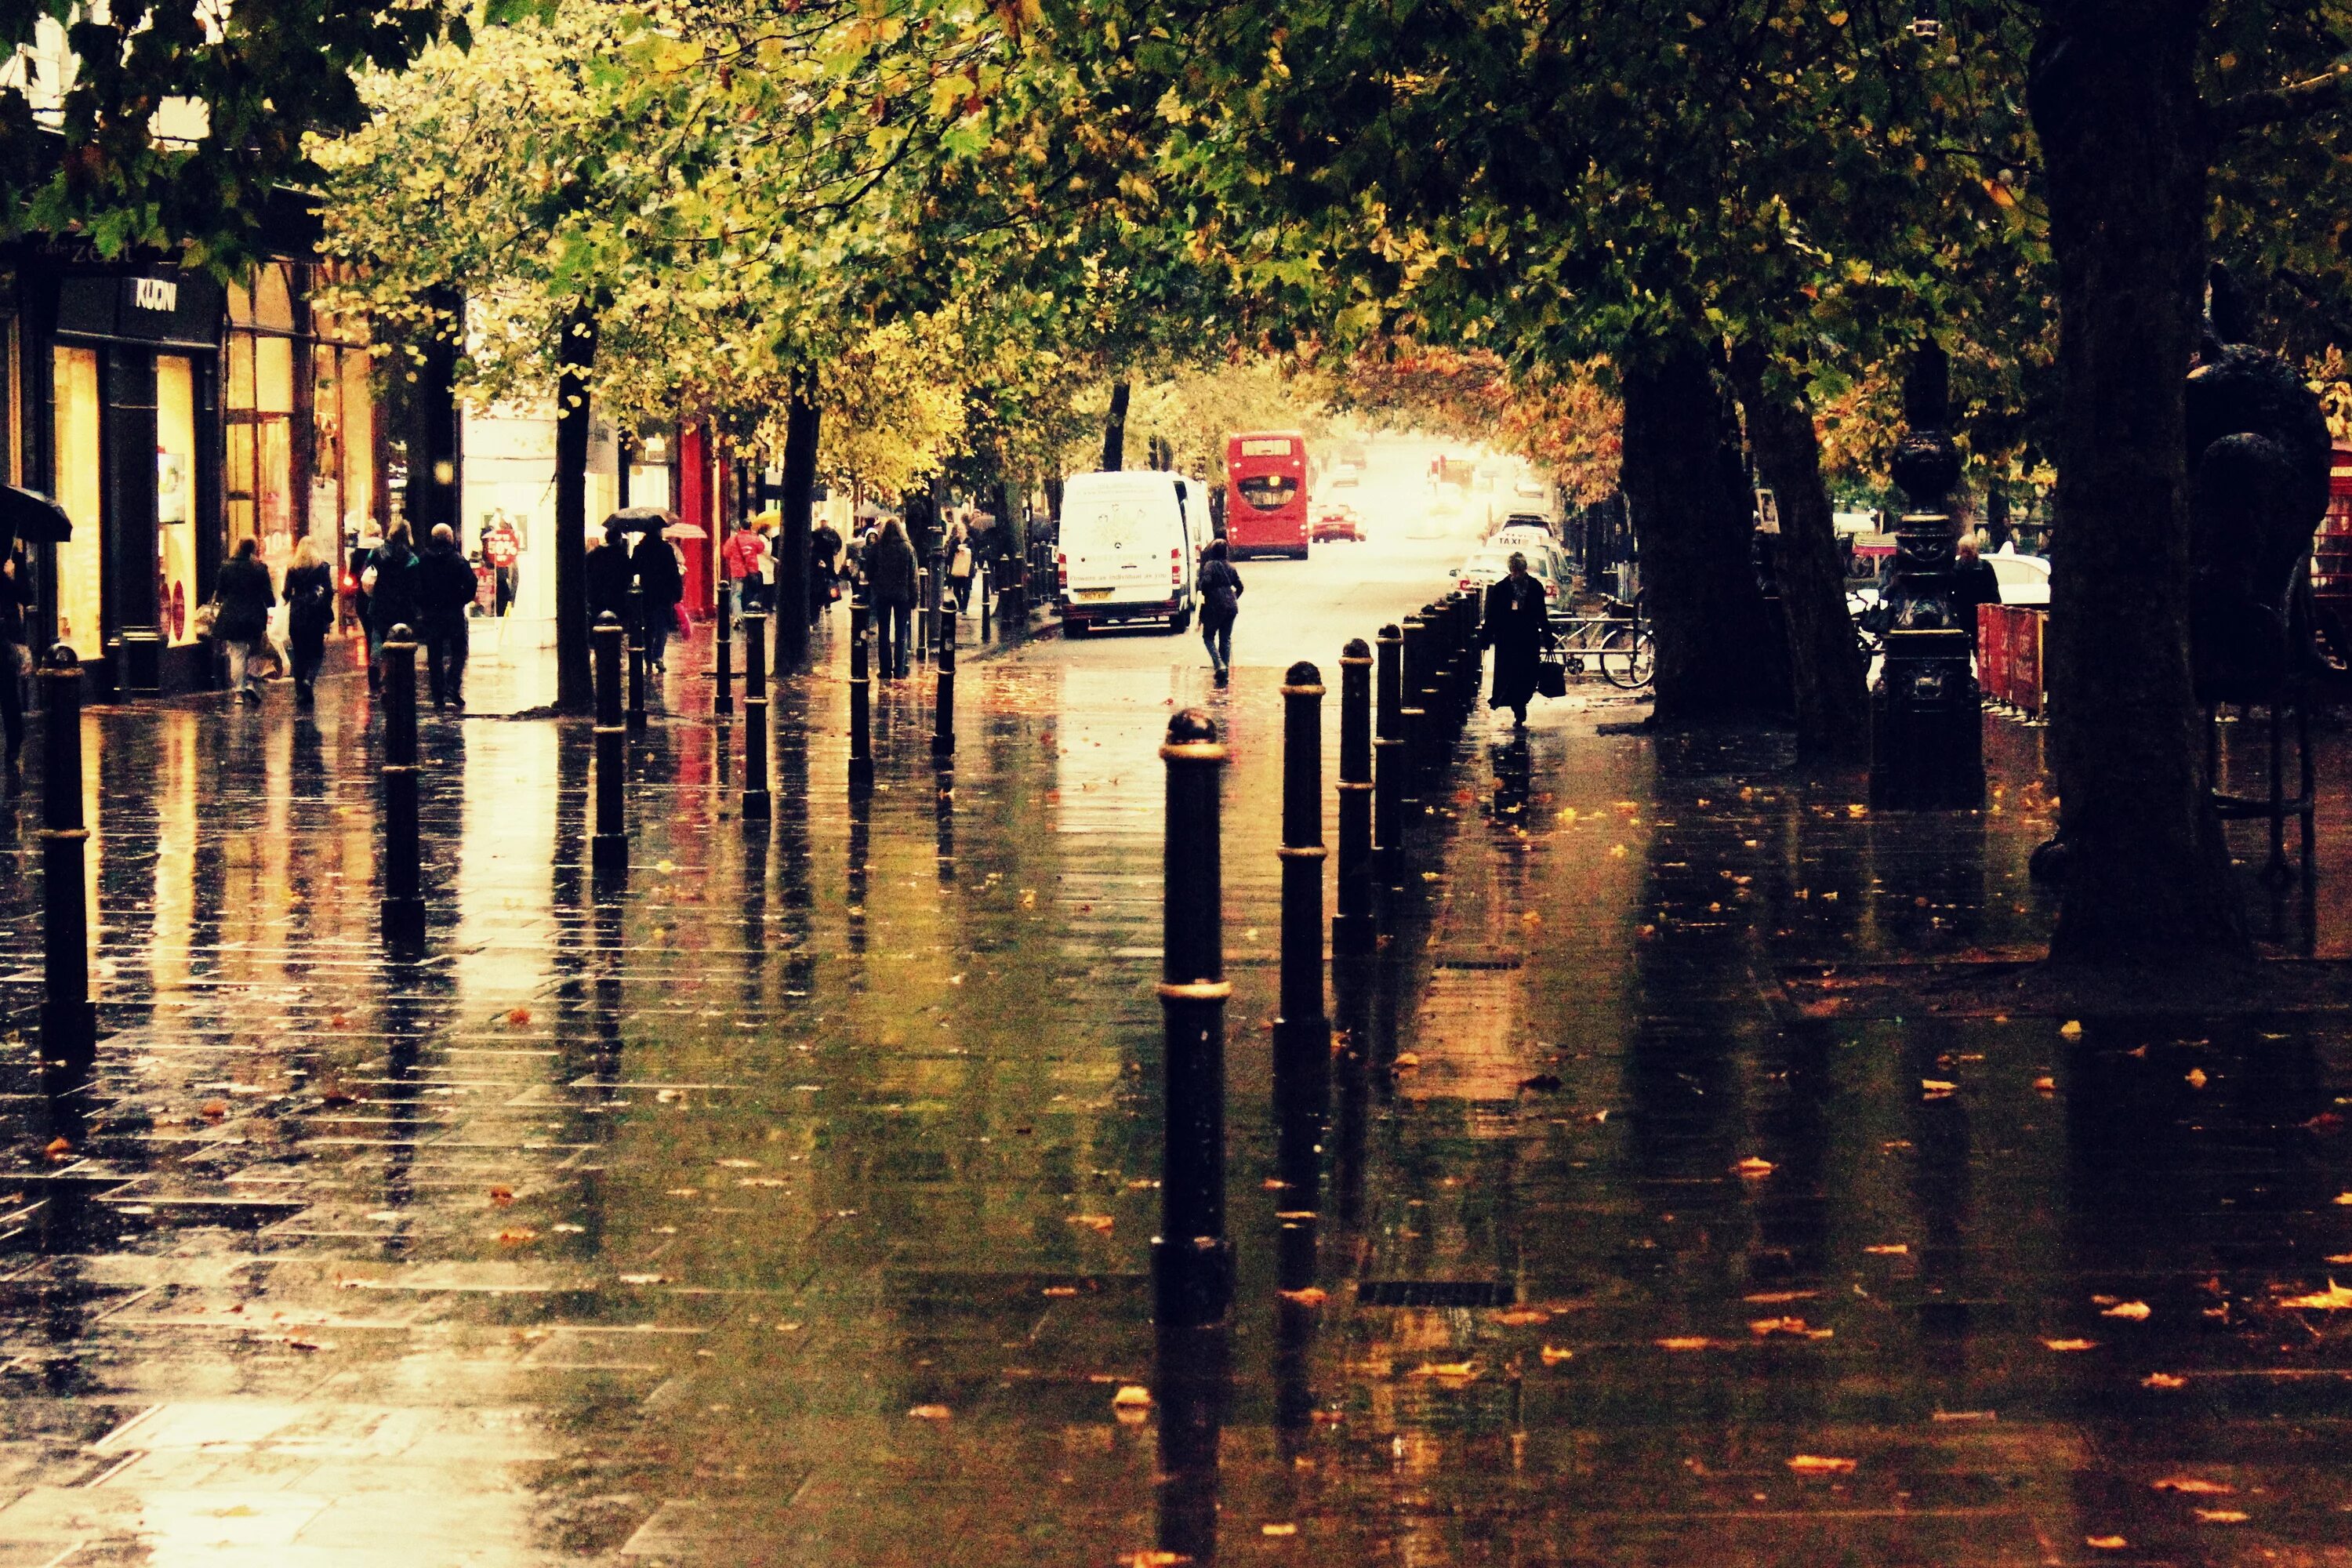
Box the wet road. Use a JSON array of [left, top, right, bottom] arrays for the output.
[[0, 520, 2348, 1565]]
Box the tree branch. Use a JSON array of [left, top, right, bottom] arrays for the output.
[[2209, 63, 2352, 135]]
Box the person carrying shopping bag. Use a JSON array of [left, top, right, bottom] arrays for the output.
[[213, 538, 277, 705]]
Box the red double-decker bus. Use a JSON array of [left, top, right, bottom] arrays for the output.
[[1225, 430, 1309, 559]]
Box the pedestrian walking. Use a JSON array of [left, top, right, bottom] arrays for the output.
[[811, 518, 843, 616], [1479, 550, 1550, 729], [586, 524, 633, 625], [633, 528, 683, 670], [866, 515, 920, 679], [1197, 538, 1244, 688], [364, 525, 421, 694], [722, 517, 765, 619], [948, 523, 975, 614], [282, 535, 336, 710], [417, 523, 477, 712], [213, 537, 277, 705]]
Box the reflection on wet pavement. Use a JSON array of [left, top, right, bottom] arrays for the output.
[[0, 609, 2347, 1566]]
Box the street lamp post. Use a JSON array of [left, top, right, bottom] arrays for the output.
[[1868, 343, 1986, 810]]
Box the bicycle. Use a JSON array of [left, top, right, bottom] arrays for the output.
[[1542, 597, 1654, 689]]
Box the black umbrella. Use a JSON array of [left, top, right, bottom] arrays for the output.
[[606, 506, 677, 535], [0, 485, 73, 554]]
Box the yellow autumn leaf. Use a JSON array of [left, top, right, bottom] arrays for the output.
[[2100, 1301, 2151, 1320], [1787, 1455, 1856, 1474], [2278, 1279, 2352, 1310]]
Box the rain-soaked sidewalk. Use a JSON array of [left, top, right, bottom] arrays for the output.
[[0, 613, 2349, 1566]]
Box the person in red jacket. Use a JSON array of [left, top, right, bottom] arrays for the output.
[[720, 520, 767, 620]]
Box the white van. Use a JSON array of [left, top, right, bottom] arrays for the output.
[[1057, 470, 1205, 636]]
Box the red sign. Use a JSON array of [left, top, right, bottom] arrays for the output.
[[485, 522, 521, 568], [169, 580, 185, 641]]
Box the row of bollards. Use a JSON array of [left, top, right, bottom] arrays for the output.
[[1152, 592, 1484, 1328]]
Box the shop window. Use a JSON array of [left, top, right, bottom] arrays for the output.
[[49, 346, 100, 652], [226, 263, 296, 561], [156, 355, 198, 646]]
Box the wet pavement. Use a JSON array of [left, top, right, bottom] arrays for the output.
[[0, 537, 2348, 1565]]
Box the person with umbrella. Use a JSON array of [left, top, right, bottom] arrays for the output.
[[632, 523, 684, 671], [587, 522, 633, 626]]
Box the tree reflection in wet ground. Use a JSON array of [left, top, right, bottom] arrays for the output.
[[0, 633, 2344, 1565]]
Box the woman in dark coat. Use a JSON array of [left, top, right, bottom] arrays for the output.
[[632, 530, 684, 671], [1479, 551, 1549, 728], [866, 517, 920, 678], [282, 534, 336, 709], [1196, 538, 1243, 688]]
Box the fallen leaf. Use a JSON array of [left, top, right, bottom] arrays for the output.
[[495, 1227, 539, 1246], [2278, 1279, 2352, 1310], [2100, 1301, 2151, 1320], [2143, 1372, 2187, 1389], [1787, 1455, 1857, 1474], [1124, 1555, 1184, 1567], [1655, 1337, 1715, 1352], [1261, 1524, 1298, 1537], [1920, 1080, 1957, 1098], [2085, 1537, 2126, 1551], [1041, 1286, 1078, 1298], [1733, 1157, 1775, 1178], [1748, 1316, 1831, 1339], [2185, 1068, 2209, 1089], [2151, 1478, 2234, 1495], [2060, 1020, 2085, 1040], [1410, 1361, 1479, 1380], [1393, 1053, 1421, 1069], [1111, 1385, 1153, 1408], [2194, 1510, 2250, 1524], [1864, 1243, 1908, 1256], [1494, 1308, 1549, 1325], [1066, 1214, 1114, 1232], [907, 1405, 951, 1420], [2336, 1192, 2352, 1206], [2042, 1338, 2099, 1352], [1539, 1345, 1573, 1364], [2034, 1076, 2057, 1094], [1277, 1287, 1328, 1307], [201, 1100, 228, 1121], [506, 1007, 532, 1026], [617, 1272, 670, 1284], [488, 1185, 515, 1208], [41, 1136, 71, 1161]]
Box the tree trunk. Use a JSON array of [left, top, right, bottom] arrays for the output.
[[775, 372, 819, 673], [2031, 2, 2250, 967], [553, 303, 597, 714], [1730, 345, 1871, 763], [1617, 339, 1789, 724], [1102, 380, 1131, 471]]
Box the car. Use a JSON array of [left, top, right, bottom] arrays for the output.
[[1987, 544, 2051, 606], [1312, 503, 1363, 543], [1490, 524, 1573, 580], [1457, 547, 1563, 603]]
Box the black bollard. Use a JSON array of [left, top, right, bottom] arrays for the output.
[[379, 625, 426, 946], [592, 613, 628, 877], [1274, 662, 1330, 1294], [932, 586, 956, 759], [38, 646, 95, 1092], [1374, 623, 1403, 881], [1398, 615, 1428, 794], [849, 584, 873, 794], [713, 598, 734, 719], [626, 584, 648, 735], [1156, 709, 1232, 1327], [1416, 607, 1445, 778], [916, 561, 933, 664], [1334, 637, 1375, 956], [979, 565, 993, 643], [742, 608, 771, 821]]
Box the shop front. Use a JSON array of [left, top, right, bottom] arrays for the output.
[[44, 269, 224, 691]]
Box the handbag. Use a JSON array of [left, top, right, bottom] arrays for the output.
[[192, 598, 220, 639], [1537, 658, 1568, 699]]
